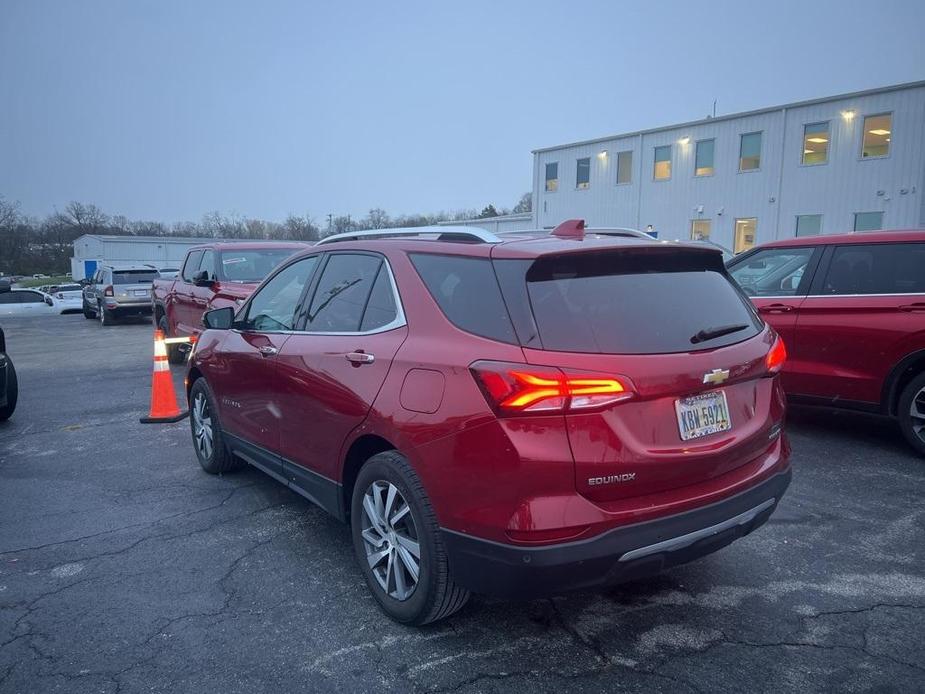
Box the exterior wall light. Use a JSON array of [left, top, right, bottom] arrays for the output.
[[679, 136, 691, 145], [841, 109, 855, 121], [598, 150, 608, 159]]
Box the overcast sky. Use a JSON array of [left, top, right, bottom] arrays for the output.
[[2, 0, 924, 224]]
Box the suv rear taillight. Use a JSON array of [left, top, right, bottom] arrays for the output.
[[104, 285, 114, 297], [471, 360, 634, 416], [766, 335, 787, 374]]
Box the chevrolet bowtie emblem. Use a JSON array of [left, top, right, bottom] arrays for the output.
[[703, 368, 730, 385]]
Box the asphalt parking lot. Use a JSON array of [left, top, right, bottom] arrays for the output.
[[1, 315, 923, 693]]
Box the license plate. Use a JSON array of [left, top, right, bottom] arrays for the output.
[[675, 390, 732, 441], [134, 289, 149, 297]]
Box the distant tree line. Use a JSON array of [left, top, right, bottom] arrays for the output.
[[0, 193, 532, 275]]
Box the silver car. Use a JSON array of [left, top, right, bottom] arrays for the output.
[[82, 266, 159, 326]]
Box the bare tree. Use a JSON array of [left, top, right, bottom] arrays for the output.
[[512, 192, 532, 214], [364, 208, 390, 229], [282, 213, 320, 241]]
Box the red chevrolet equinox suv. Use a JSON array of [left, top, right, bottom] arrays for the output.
[[727, 230, 925, 456], [186, 220, 792, 624]]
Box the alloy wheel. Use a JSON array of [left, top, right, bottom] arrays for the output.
[[361, 481, 420, 601], [910, 386, 925, 443], [192, 392, 214, 460]]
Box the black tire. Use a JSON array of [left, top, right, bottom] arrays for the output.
[[159, 316, 185, 365], [0, 358, 17, 421], [82, 301, 95, 319], [98, 302, 114, 326], [351, 451, 469, 625], [189, 378, 243, 474], [898, 371, 925, 457]]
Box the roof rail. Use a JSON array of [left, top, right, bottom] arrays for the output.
[[316, 225, 502, 245], [585, 227, 653, 240]]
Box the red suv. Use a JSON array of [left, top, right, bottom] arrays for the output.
[[186, 221, 791, 624], [727, 230, 925, 456]]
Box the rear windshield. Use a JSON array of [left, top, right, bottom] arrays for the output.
[[219, 250, 297, 282], [56, 284, 82, 292], [500, 250, 762, 354], [113, 271, 159, 284]]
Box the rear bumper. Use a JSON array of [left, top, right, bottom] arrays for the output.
[[105, 302, 152, 316], [441, 467, 791, 598]]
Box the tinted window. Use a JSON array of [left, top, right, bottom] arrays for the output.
[[113, 271, 159, 285], [0, 293, 17, 305], [729, 247, 814, 297], [410, 254, 516, 344], [305, 254, 382, 332], [824, 243, 925, 295], [521, 251, 761, 354], [244, 256, 318, 331], [199, 250, 217, 281], [360, 266, 398, 331], [183, 251, 204, 281], [220, 250, 298, 282], [17, 291, 45, 304]]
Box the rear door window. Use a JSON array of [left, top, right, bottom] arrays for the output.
[[360, 265, 399, 331], [508, 250, 761, 354], [305, 254, 383, 333], [409, 254, 517, 343], [822, 243, 925, 295]]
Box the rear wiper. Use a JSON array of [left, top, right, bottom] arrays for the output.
[[690, 323, 749, 344]]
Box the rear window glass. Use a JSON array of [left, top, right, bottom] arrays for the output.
[[409, 254, 517, 344], [519, 251, 761, 354], [113, 271, 159, 284]]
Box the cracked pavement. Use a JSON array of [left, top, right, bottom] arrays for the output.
[[1, 315, 923, 693]]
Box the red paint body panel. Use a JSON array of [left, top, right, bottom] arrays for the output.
[[738, 230, 925, 411]]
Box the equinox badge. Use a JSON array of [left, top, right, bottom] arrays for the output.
[[703, 368, 730, 385]]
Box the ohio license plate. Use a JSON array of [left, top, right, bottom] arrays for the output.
[[675, 390, 732, 441], [134, 289, 149, 297]]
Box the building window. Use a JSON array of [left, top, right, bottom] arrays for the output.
[[654, 145, 671, 180], [796, 214, 823, 237], [616, 150, 633, 185], [734, 218, 758, 253], [545, 162, 558, 192], [861, 113, 891, 158], [576, 158, 590, 189], [694, 139, 715, 176], [802, 122, 829, 165], [739, 132, 762, 171], [854, 211, 883, 231], [690, 219, 711, 240]]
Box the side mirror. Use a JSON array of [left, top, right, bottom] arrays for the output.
[[193, 270, 215, 287], [203, 306, 235, 330], [44, 296, 54, 306]]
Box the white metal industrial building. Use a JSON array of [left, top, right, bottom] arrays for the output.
[[529, 80, 925, 251], [70, 235, 215, 281]]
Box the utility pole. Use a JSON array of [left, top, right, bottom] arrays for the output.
[[326, 213, 333, 235]]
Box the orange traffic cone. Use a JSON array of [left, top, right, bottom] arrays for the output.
[[140, 329, 189, 424]]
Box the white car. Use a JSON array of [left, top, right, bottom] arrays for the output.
[[0, 288, 58, 317], [50, 284, 84, 313]]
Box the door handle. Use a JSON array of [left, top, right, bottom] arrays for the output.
[[345, 351, 375, 366], [761, 303, 793, 314], [898, 303, 925, 312], [257, 346, 278, 357]]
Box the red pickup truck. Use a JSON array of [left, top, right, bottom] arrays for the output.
[[152, 242, 307, 362]]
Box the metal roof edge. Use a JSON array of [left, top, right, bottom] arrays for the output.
[[531, 79, 925, 154]]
